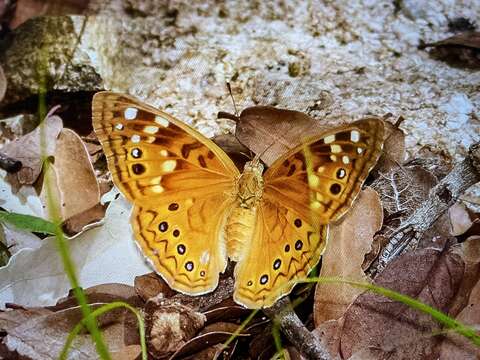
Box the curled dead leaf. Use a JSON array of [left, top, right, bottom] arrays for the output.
[[448, 203, 473, 236], [0, 65, 5, 103], [1, 114, 63, 191], [420, 32, 480, 69], [145, 296, 206, 358], [341, 239, 465, 359], [314, 187, 383, 325], [373, 118, 406, 174], [40, 128, 100, 225], [134, 272, 176, 302], [227, 106, 327, 166]]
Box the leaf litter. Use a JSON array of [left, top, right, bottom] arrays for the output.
[[0, 90, 479, 359]]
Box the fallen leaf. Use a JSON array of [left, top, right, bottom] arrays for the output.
[[314, 188, 383, 325], [0, 304, 124, 359], [1, 223, 42, 255], [439, 264, 480, 359], [144, 296, 206, 358], [0, 196, 150, 308], [420, 32, 480, 69], [134, 272, 176, 302], [41, 128, 100, 224], [448, 236, 480, 317], [9, 0, 91, 29], [449, 203, 473, 236], [1, 114, 63, 190], [0, 170, 44, 217], [0, 65, 5, 103], [373, 118, 406, 174], [212, 133, 251, 170], [371, 165, 437, 218], [51, 283, 141, 312], [61, 202, 107, 236], [312, 319, 343, 360], [226, 106, 328, 166], [340, 240, 464, 359]]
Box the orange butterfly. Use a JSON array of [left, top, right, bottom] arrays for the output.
[[92, 92, 384, 308]]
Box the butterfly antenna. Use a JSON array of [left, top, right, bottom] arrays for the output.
[[217, 82, 240, 121], [227, 82, 239, 117]]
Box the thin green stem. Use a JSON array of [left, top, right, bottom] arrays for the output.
[[59, 301, 147, 360]]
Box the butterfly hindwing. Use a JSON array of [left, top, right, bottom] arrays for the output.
[[234, 198, 328, 308], [92, 92, 238, 295]]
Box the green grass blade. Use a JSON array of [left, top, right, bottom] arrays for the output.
[[0, 211, 57, 234], [60, 301, 147, 360]]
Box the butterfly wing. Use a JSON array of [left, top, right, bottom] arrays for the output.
[[234, 118, 384, 308], [92, 92, 239, 295]]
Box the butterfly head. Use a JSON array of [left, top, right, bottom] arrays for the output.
[[237, 160, 264, 209]]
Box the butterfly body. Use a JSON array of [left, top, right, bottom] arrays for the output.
[[225, 160, 264, 261], [93, 92, 385, 309]]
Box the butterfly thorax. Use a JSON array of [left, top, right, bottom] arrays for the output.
[[225, 161, 264, 262]]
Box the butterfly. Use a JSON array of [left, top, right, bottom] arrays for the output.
[[92, 92, 384, 309]]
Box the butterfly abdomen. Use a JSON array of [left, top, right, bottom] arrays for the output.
[[225, 206, 257, 262]]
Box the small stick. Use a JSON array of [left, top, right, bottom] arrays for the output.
[[263, 297, 331, 360], [0, 152, 22, 173]]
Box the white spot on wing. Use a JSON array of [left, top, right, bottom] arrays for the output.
[[155, 115, 169, 127], [115, 123, 124, 130], [162, 160, 177, 172], [357, 147, 363, 154], [324, 135, 335, 144], [144, 126, 159, 134], [342, 155, 350, 164], [160, 150, 168, 157], [124, 107, 138, 120], [331, 144, 342, 153], [200, 251, 210, 265], [351, 130, 360, 142], [131, 134, 141, 143]]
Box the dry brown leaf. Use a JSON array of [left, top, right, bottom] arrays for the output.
[[212, 133, 251, 170], [374, 119, 406, 174], [0, 64, 6, 103], [145, 296, 206, 359], [314, 187, 383, 325], [448, 203, 474, 236], [50, 128, 100, 220], [2, 114, 63, 190], [439, 259, 480, 359], [9, 0, 90, 29], [229, 106, 328, 166], [0, 304, 127, 359], [448, 236, 480, 317], [61, 202, 107, 236], [134, 272, 176, 302], [312, 319, 343, 360], [340, 240, 464, 359], [420, 31, 480, 69]]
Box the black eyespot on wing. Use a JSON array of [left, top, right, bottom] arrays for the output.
[[159, 221, 168, 232], [168, 203, 179, 211], [260, 274, 268, 285], [330, 183, 342, 195], [177, 244, 186, 255], [173, 229, 180, 237], [132, 163, 146, 175], [131, 148, 142, 158], [284, 244, 290, 252], [273, 259, 281, 270], [185, 261, 194, 271], [294, 218, 302, 228], [295, 240, 303, 250]]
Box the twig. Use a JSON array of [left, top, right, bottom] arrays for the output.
[[370, 142, 480, 276], [263, 297, 331, 360], [0, 152, 21, 173]]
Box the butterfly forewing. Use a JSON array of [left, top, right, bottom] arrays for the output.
[[92, 92, 239, 295], [264, 118, 384, 224], [92, 92, 239, 203]]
